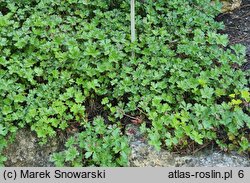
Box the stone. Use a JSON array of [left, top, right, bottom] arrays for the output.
[[126, 124, 250, 167], [3, 124, 250, 167], [3, 128, 64, 167]]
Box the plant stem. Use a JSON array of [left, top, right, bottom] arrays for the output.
[[131, 0, 135, 59]]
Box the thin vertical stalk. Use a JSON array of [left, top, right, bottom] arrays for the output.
[[131, 0, 135, 58]]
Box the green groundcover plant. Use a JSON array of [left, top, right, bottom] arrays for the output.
[[0, 0, 249, 166]]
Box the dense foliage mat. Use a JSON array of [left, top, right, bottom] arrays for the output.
[[0, 0, 249, 166]]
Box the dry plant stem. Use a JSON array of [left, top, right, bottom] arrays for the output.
[[239, 4, 250, 9], [123, 113, 138, 120], [137, 107, 147, 116], [232, 10, 250, 19], [231, 36, 250, 44], [192, 142, 211, 155], [117, 107, 138, 120]]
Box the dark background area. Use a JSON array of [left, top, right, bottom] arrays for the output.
[[217, 0, 250, 71]]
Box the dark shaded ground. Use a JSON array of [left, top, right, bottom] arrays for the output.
[[216, 0, 250, 70]]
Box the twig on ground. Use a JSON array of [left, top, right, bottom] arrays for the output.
[[239, 4, 250, 9], [231, 36, 250, 44], [192, 142, 211, 155], [137, 107, 147, 116], [123, 113, 138, 120], [234, 12, 250, 19]]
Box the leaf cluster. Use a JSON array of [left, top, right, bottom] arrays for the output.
[[51, 116, 130, 167], [0, 0, 249, 166]]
